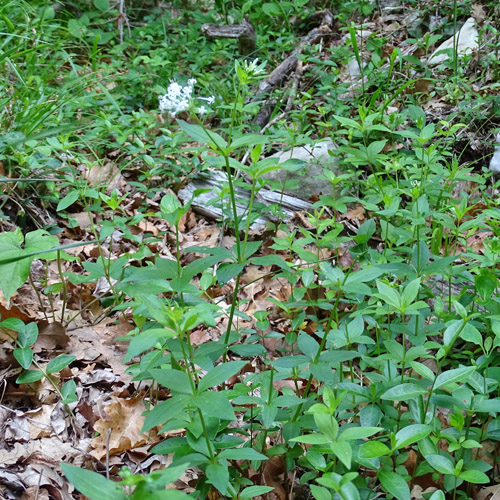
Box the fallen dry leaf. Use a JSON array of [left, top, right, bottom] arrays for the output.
[[90, 393, 158, 459]]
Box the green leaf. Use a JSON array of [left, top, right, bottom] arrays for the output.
[[394, 424, 431, 450], [57, 190, 80, 212], [379, 470, 410, 500], [46, 355, 75, 374], [142, 395, 191, 431], [191, 391, 236, 420], [443, 320, 464, 347], [360, 404, 382, 427], [0, 318, 25, 331], [178, 120, 227, 150], [425, 454, 455, 475], [14, 347, 33, 369], [198, 361, 246, 392], [216, 262, 245, 285], [298, 333, 319, 360], [475, 270, 498, 301], [206, 463, 230, 495], [68, 18, 86, 37], [313, 413, 339, 441], [239, 486, 275, 499], [134, 492, 192, 500], [249, 255, 290, 271], [61, 380, 78, 404], [358, 441, 391, 458], [434, 366, 476, 390], [160, 193, 182, 214], [0, 229, 58, 300], [93, 0, 110, 10], [217, 447, 267, 461], [290, 433, 331, 445], [16, 370, 44, 384], [402, 278, 420, 305], [60, 463, 126, 500], [458, 470, 490, 484], [428, 491, 445, 500], [310, 485, 331, 500], [339, 426, 380, 440], [376, 281, 400, 308], [331, 440, 352, 468], [410, 361, 435, 380], [18, 322, 38, 348], [150, 369, 194, 395], [230, 134, 268, 149], [460, 324, 483, 347], [381, 383, 427, 401]]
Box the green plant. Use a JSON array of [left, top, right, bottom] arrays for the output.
[[1, 317, 77, 405]]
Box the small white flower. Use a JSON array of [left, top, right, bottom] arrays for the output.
[[197, 105, 207, 115], [159, 79, 213, 117], [243, 57, 266, 76], [199, 95, 215, 104]]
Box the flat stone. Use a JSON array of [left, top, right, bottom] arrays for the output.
[[263, 139, 339, 201], [428, 17, 478, 66], [489, 132, 500, 173]]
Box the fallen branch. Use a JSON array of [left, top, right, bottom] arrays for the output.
[[201, 15, 256, 56]]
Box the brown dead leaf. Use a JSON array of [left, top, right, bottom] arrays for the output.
[[34, 321, 69, 352], [342, 205, 366, 223], [477, 484, 500, 500], [69, 211, 93, 229], [92, 318, 134, 346], [20, 486, 50, 500], [85, 161, 124, 193], [0, 436, 88, 466], [25, 405, 56, 439], [90, 393, 158, 459], [471, 3, 487, 23], [68, 326, 131, 382], [263, 455, 288, 500]]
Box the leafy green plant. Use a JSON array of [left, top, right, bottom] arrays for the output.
[[1, 318, 77, 404]]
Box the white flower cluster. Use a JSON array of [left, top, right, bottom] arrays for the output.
[[159, 78, 214, 117], [243, 57, 266, 76]]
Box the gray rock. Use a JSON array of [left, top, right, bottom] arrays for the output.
[[263, 139, 339, 201], [489, 133, 500, 173], [428, 17, 478, 66]]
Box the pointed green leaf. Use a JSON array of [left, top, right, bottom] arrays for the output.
[[358, 441, 390, 458], [434, 366, 476, 390], [331, 440, 352, 468], [458, 470, 489, 484], [60, 463, 126, 500], [379, 470, 410, 500], [291, 433, 331, 444], [339, 426, 380, 441], [150, 369, 194, 394], [376, 281, 400, 308], [198, 361, 246, 392], [381, 383, 427, 401], [46, 354, 75, 374], [14, 348, 33, 369], [394, 424, 431, 450], [239, 486, 275, 499], [217, 448, 267, 461], [216, 262, 245, 285], [16, 370, 44, 384], [425, 454, 455, 475], [206, 463, 230, 495], [178, 120, 227, 150]]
